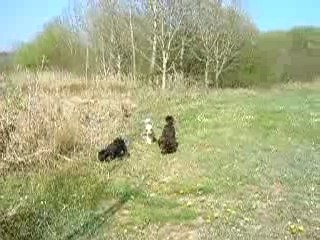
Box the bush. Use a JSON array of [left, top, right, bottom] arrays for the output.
[[14, 19, 87, 74], [54, 119, 83, 156], [0, 52, 13, 73]]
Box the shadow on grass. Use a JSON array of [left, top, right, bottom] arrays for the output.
[[63, 194, 131, 240], [0, 158, 130, 240], [61, 159, 132, 240], [0, 207, 52, 240]]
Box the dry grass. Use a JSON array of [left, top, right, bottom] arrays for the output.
[[0, 70, 139, 174]]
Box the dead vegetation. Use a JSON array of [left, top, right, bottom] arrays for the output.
[[0, 71, 138, 175]]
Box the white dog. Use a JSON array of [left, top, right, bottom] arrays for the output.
[[142, 118, 157, 144]]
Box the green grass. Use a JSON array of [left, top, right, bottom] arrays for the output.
[[1, 84, 320, 239]]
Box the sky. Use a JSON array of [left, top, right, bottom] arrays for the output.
[[1, 0, 320, 51], [245, 0, 320, 32], [0, 0, 69, 51]]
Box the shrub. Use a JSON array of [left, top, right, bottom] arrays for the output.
[[54, 119, 83, 156]]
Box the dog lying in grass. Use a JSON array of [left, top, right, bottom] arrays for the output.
[[158, 115, 178, 154], [98, 137, 130, 162]]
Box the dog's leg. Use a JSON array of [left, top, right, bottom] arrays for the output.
[[146, 137, 152, 144]]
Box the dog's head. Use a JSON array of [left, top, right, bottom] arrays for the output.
[[143, 118, 152, 125], [165, 115, 175, 125], [114, 136, 130, 148], [143, 118, 154, 134]]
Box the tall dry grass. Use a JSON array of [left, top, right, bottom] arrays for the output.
[[0, 70, 139, 175]]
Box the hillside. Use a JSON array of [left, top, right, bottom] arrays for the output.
[[0, 51, 13, 72], [0, 72, 319, 239]]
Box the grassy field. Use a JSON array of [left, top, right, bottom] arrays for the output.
[[0, 72, 319, 239]]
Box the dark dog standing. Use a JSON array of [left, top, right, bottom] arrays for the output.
[[158, 115, 178, 154], [98, 137, 130, 162]]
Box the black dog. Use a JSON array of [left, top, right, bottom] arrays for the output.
[[98, 137, 130, 162], [158, 115, 178, 154]]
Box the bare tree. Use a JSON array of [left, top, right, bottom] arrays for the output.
[[85, 0, 131, 78], [60, 0, 257, 89], [148, 0, 159, 76], [193, 0, 254, 88], [156, 0, 189, 89], [129, 1, 137, 82], [175, 0, 199, 78], [133, 0, 189, 88]]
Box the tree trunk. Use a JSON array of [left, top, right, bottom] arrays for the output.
[[215, 71, 221, 89], [180, 38, 185, 77], [149, 2, 158, 75], [129, 5, 136, 82], [204, 59, 210, 88], [85, 46, 89, 86], [162, 50, 168, 89], [110, 28, 115, 74], [101, 42, 108, 79], [150, 34, 157, 75]]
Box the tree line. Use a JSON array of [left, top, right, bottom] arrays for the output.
[[3, 0, 320, 88]]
